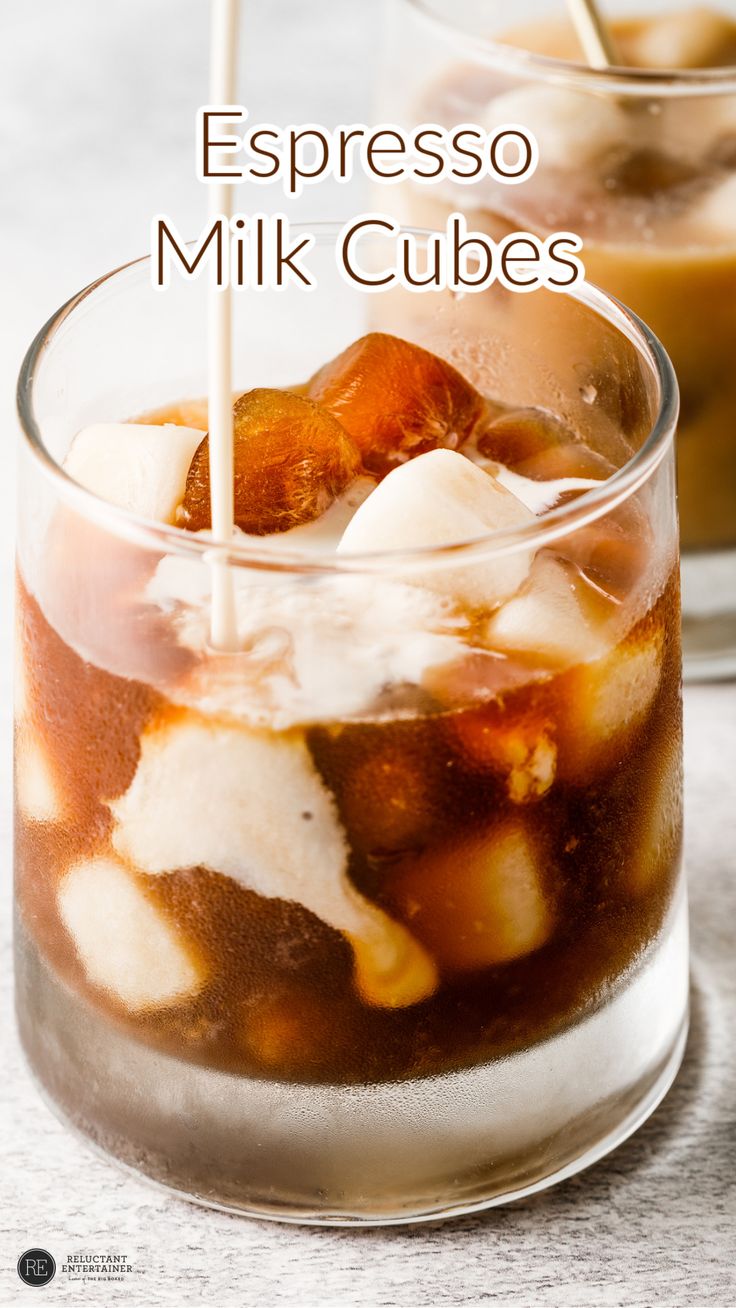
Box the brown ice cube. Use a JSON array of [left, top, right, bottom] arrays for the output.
[[477, 408, 613, 483], [307, 332, 485, 474], [387, 821, 553, 972], [179, 388, 361, 534]]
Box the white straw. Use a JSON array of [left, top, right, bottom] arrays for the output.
[[207, 0, 239, 650], [566, 0, 620, 68]]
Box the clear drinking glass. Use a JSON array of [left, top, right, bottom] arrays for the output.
[[385, 0, 736, 678], [15, 226, 686, 1223]]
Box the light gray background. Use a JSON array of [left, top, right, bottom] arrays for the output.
[[1, 3, 734, 1305]]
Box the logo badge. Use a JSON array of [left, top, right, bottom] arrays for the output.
[[17, 1250, 56, 1287]]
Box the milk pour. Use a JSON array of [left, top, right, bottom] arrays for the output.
[[207, 0, 240, 650]]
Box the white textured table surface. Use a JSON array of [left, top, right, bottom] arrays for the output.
[[1, 4, 735, 1305]]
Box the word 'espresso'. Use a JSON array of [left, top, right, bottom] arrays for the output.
[[153, 214, 583, 293], [197, 108, 539, 196]]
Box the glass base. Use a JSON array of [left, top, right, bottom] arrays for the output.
[[16, 891, 688, 1226], [682, 549, 736, 682]]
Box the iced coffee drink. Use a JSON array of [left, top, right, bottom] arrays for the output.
[[392, 0, 736, 674], [15, 239, 687, 1221]]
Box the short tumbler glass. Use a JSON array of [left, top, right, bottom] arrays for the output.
[[386, 0, 736, 678], [15, 227, 687, 1223]]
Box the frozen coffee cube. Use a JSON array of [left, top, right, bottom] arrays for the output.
[[692, 174, 736, 242], [556, 625, 664, 781], [307, 332, 485, 474], [64, 423, 203, 524], [629, 8, 736, 69], [389, 822, 553, 972], [487, 84, 627, 169], [485, 553, 611, 666], [478, 408, 613, 483], [179, 389, 361, 535], [58, 856, 205, 1011], [15, 728, 65, 823], [338, 449, 536, 609], [111, 714, 437, 1008]]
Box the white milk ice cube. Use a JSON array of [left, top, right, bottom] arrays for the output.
[[64, 423, 203, 524], [486, 83, 627, 169], [110, 715, 437, 1008], [15, 729, 64, 823], [629, 7, 736, 69], [692, 173, 736, 242], [485, 552, 610, 665], [58, 856, 205, 1011], [338, 449, 535, 610]]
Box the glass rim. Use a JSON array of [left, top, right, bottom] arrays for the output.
[[405, 0, 736, 96], [16, 223, 679, 577]]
